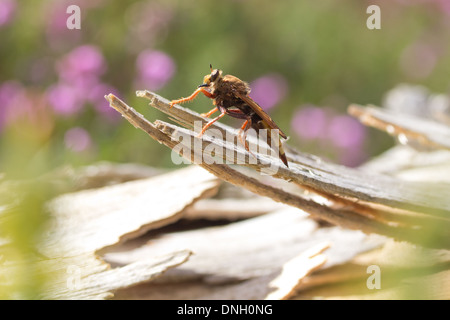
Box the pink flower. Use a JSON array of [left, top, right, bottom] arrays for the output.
[[437, 0, 450, 16], [47, 45, 119, 120], [291, 106, 327, 140], [291, 105, 367, 167], [64, 127, 92, 152], [0, 81, 22, 130], [0, 81, 54, 137], [0, 0, 16, 27], [136, 50, 176, 90], [46, 82, 84, 116], [327, 115, 366, 149], [56, 45, 107, 84], [249, 74, 288, 111], [87, 82, 122, 122]]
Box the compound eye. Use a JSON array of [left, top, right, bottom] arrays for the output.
[[202, 74, 211, 84], [210, 69, 219, 82]]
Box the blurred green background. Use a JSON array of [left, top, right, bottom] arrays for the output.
[[1, 0, 450, 174], [0, 0, 449, 298]]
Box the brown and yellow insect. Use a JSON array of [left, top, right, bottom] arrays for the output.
[[169, 65, 289, 167]]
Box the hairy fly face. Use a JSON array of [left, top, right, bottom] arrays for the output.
[[198, 67, 222, 88]]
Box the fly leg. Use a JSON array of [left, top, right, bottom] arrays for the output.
[[199, 107, 248, 137], [197, 111, 226, 137], [223, 109, 257, 159], [200, 107, 218, 118], [238, 118, 257, 159], [170, 88, 215, 108]]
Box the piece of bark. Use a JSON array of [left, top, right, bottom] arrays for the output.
[[104, 92, 450, 248], [195, 242, 329, 300], [293, 239, 450, 300], [6, 166, 219, 299], [38, 250, 191, 300], [360, 145, 450, 177], [43, 162, 165, 192], [264, 242, 329, 300], [183, 198, 287, 220], [106, 207, 383, 300], [42, 166, 219, 258], [349, 104, 450, 150], [317, 270, 450, 300], [139, 90, 450, 218]]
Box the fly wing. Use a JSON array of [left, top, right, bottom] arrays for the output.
[[252, 118, 289, 167], [233, 90, 287, 139]]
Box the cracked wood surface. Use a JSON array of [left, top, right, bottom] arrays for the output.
[[1, 166, 220, 299], [105, 92, 450, 249]]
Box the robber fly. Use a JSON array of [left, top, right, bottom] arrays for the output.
[[169, 65, 289, 167]]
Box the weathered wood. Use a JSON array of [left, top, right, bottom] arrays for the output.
[[42, 162, 165, 192], [108, 208, 381, 299], [106, 208, 381, 281], [43, 166, 220, 257], [183, 198, 287, 220], [105, 92, 450, 248], [6, 166, 220, 299], [349, 104, 450, 150], [143, 91, 450, 218], [294, 240, 450, 300], [38, 250, 191, 300]]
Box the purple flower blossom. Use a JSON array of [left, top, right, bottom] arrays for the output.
[[0, 81, 19, 130], [249, 74, 288, 111], [0, 81, 30, 130], [292, 105, 367, 167], [46, 80, 121, 122], [0, 81, 22, 109], [87, 82, 122, 122], [47, 45, 118, 120], [136, 50, 175, 90], [327, 115, 366, 149], [291, 106, 328, 140], [56, 45, 107, 84], [46, 82, 84, 116], [64, 127, 92, 152], [437, 0, 450, 16], [0, 81, 54, 137], [0, 0, 16, 27]]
